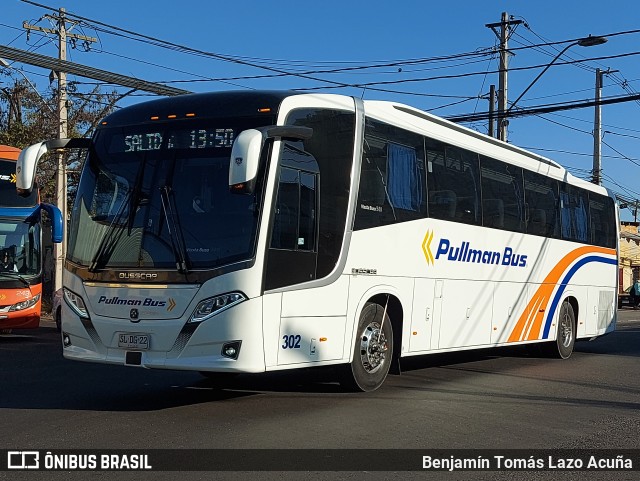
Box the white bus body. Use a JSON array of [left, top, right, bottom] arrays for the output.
[[16, 92, 618, 391]]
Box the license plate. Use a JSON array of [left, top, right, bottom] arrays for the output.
[[118, 332, 150, 350]]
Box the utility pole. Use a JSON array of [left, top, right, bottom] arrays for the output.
[[486, 12, 523, 141], [592, 67, 618, 185], [497, 12, 509, 142], [24, 8, 96, 295]]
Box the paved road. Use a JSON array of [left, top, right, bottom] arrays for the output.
[[1, 310, 639, 481]]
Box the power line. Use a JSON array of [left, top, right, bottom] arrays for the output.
[[17, 1, 640, 94], [447, 92, 640, 122], [602, 139, 640, 169], [522, 145, 640, 162], [18, 0, 377, 90], [12, 19, 500, 86], [0, 44, 190, 96]]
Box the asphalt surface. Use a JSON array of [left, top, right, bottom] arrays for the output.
[[1, 309, 639, 481]]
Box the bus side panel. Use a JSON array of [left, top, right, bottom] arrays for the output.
[[435, 279, 493, 349], [585, 286, 616, 336], [264, 276, 350, 369], [277, 316, 346, 365], [491, 281, 532, 344], [280, 276, 350, 318], [409, 278, 437, 352], [262, 292, 282, 369]]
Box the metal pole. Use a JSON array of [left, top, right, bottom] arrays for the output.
[[592, 68, 602, 185], [592, 68, 618, 185], [55, 7, 68, 295], [498, 12, 509, 142], [488, 84, 496, 137]]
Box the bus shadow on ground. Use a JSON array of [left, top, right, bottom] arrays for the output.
[[575, 328, 640, 357], [1, 327, 637, 411]]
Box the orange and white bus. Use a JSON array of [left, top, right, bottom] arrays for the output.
[[0, 145, 62, 331]]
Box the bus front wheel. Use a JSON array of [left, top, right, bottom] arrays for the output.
[[340, 302, 393, 392]]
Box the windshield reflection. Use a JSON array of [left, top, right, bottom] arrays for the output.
[[68, 121, 265, 272], [0, 216, 41, 277]]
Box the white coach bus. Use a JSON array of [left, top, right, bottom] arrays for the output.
[[16, 91, 618, 391]]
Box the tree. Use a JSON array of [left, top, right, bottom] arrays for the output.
[[0, 68, 121, 207]]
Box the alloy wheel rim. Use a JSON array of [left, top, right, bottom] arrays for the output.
[[359, 321, 388, 373]]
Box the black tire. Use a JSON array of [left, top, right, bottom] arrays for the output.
[[546, 300, 576, 359], [55, 306, 62, 332], [340, 302, 393, 392]]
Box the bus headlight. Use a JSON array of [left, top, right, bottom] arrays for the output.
[[63, 288, 89, 319], [189, 292, 246, 323], [9, 293, 41, 311]]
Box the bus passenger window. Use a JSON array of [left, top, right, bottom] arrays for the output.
[[482, 198, 504, 229], [560, 185, 589, 243], [426, 142, 480, 225], [354, 124, 426, 230], [589, 193, 615, 248], [480, 156, 524, 232], [524, 170, 559, 238], [428, 190, 457, 218]]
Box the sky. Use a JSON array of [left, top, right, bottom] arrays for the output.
[[1, 0, 640, 221]]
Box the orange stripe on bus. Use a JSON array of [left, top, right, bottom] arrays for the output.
[[508, 246, 616, 342]]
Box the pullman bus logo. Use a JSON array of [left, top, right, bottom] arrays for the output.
[[422, 229, 528, 268], [167, 298, 176, 312], [422, 230, 435, 265]]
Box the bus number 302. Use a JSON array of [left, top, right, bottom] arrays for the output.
[[282, 334, 301, 349]]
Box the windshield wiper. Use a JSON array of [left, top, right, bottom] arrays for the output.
[[89, 155, 149, 272], [88, 192, 130, 272], [0, 271, 30, 287], [127, 155, 149, 235], [160, 185, 189, 274]]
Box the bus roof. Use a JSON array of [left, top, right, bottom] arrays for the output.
[[99, 91, 297, 128], [0, 145, 20, 161], [94, 91, 611, 199]]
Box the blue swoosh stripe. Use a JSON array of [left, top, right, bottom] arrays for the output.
[[542, 255, 617, 339]]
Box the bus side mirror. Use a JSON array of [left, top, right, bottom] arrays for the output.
[[40, 203, 63, 243], [16, 142, 48, 197], [229, 125, 313, 194], [229, 129, 264, 194], [16, 138, 91, 197]]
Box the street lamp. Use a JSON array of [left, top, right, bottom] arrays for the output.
[[504, 35, 608, 118]]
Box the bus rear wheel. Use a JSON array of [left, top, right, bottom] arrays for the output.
[[546, 299, 576, 359], [340, 302, 393, 392]]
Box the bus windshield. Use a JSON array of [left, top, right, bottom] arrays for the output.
[[0, 215, 42, 276], [67, 119, 268, 271]]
